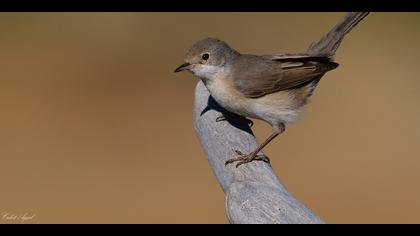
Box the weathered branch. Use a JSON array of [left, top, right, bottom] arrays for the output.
[[193, 81, 324, 224]]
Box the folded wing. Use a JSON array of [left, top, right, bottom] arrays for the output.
[[233, 54, 338, 98]]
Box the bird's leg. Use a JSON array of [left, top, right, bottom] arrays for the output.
[[225, 123, 285, 168], [216, 112, 254, 127]]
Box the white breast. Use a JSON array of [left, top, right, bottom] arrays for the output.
[[204, 78, 250, 116]]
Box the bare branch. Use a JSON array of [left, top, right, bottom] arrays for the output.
[[193, 81, 324, 224]]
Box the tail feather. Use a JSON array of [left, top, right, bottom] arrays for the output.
[[306, 12, 370, 56]]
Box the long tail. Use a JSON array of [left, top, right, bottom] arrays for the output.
[[306, 12, 370, 56]]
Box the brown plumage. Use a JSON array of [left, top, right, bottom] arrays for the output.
[[175, 12, 370, 167], [232, 54, 339, 98]]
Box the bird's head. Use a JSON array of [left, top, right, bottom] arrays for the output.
[[174, 37, 239, 80]]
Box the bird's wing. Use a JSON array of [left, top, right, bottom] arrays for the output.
[[261, 52, 332, 60], [232, 54, 339, 98]]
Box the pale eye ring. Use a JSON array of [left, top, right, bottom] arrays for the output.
[[201, 53, 210, 60]]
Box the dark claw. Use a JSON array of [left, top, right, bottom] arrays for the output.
[[215, 114, 253, 127], [253, 155, 271, 165], [234, 150, 243, 155], [225, 150, 271, 168], [216, 115, 227, 123], [235, 160, 251, 168], [224, 159, 236, 166], [245, 118, 254, 127]]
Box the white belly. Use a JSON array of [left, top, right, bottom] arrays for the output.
[[204, 79, 302, 125]]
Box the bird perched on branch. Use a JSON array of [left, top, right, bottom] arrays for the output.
[[175, 12, 370, 167]]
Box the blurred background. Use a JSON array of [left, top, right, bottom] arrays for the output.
[[0, 13, 419, 224]]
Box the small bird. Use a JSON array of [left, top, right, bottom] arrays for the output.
[[175, 12, 370, 167]]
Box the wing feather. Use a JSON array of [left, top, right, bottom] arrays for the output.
[[232, 54, 338, 98]]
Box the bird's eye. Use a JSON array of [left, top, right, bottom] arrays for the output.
[[201, 53, 210, 60]]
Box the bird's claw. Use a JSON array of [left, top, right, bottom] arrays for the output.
[[215, 115, 254, 127], [215, 116, 227, 123], [245, 118, 254, 127], [225, 150, 270, 168]]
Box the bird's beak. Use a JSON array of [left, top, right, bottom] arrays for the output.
[[174, 62, 191, 73]]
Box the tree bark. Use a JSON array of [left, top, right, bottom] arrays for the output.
[[193, 81, 324, 224]]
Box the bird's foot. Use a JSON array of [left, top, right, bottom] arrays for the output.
[[225, 150, 270, 168], [216, 114, 254, 127]]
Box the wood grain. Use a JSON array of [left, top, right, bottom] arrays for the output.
[[193, 81, 324, 224]]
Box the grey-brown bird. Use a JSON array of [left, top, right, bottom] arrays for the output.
[[175, 12, 370, 167]]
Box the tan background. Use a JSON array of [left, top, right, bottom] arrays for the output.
[[0, 13, 419, 224]]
